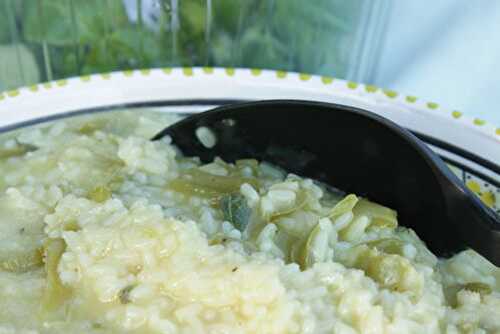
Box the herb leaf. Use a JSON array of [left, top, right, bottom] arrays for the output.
[[118, 284, 136, 304], [220, 194, 251, 232]]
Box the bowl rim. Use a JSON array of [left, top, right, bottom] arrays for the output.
[[0, 67, 498, 181], [0, 67, 498, 133], [0, 67, 498, 212]]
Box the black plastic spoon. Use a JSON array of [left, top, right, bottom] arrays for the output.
[[153, 100, 500, 265]]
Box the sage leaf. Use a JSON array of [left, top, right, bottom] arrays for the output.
[[220, 194, 251, 232]]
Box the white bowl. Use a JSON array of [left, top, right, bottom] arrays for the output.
[[0, 67, 498, 213]]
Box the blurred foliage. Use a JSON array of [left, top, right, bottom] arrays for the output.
[[0, 0, 362, 86]]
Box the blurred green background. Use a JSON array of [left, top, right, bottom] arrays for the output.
[[0, 0, 387, 90]]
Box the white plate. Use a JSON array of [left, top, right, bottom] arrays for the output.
[[0, 67, 498, 213]]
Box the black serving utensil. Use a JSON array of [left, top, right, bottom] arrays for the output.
[[152, 100, 500, 265]]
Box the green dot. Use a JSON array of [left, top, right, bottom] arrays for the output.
[[202, 67, 214, 74], [225, 68, 235, 76], [250, 68, 262, 76], [7, 89, 20, 97], [162, 68, 172, 74], [299, 73, 311, 81], [43, 82, 53, 88], [29, 85, 39, 92], [123, 70, 134, 77], [452, 111, 462, 119], [473, 118, 485, 126], [383, 89, 398, 98], [496, 128, 500, 136], [347, 81, 358, 89], [405, 96, 417, 103], [56, 79, 67, 86], [80, 75, 91, 82], [101, 73, 111, 80], [276, 70, 287, 78], [321, 76, 333, 84], [182, 67, 194, 76], [140, 69, 150, 75], [466, 180, 481, 193], [365, 85, 378, 93], [427, 102, 439, 109]]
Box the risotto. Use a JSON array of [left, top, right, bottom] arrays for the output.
[[0, 110, 498, 334]]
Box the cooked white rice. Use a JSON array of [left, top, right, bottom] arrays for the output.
[[0, 110, 498, 334]]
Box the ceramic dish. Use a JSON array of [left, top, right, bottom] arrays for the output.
[[0, 67, 498, 214]]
